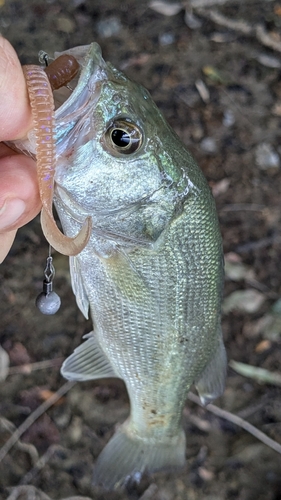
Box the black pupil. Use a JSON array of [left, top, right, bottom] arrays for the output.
[[111, 129, 130, 147]]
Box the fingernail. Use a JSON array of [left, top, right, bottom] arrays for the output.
[[0, 199, 26, 230]]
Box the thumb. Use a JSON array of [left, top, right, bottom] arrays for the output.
[[0, 36, 33, 140]]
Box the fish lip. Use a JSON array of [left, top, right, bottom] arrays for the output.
[[54, 184, 90, 223], [54, 43, 105, 154]]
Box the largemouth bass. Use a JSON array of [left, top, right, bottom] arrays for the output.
[[12, 43, 227, 489]]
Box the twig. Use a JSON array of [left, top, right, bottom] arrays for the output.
[[198, 9, 252, 36], [189, 0, 275, 7], [235, 235, 281, 254], [187, 392, 281, 455], [19, 444, 64, 485], [245, 278, 278, 300], [221, 203, 265, 212], [197, 8, 252, 34], [139, 484, 158, 500], [0, 381, 75, 463], [190, 0, 236, 7], [196, 8, 281, 53], [8, 358, 63, 375], [256, 24, 281, 53], [0, 417, 39, 465]]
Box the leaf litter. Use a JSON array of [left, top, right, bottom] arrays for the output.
[[1, 0, 281, 499]]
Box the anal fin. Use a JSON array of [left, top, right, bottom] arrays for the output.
[[195, 336, 227, 406], [61, 332, 119, 381]]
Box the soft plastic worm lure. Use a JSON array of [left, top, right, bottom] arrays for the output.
[[44, 54, 80, 90], [22, 63, 92, 256]]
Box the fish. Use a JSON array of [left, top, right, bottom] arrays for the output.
[[12, 43, 227, 490]]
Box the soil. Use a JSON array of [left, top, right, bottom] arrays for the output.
[[1, 1, 281, 499]]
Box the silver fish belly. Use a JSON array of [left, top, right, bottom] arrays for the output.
[[16, 43, 227, 489]]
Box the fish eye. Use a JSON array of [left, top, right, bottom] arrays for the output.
[[105, 119, 143, 155]]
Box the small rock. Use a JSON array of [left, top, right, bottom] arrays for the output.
[[159, 32, 175, 46], [271, 297, 281, 315], [223, 109, 235, 127], [67, 416, 83, 444], [200, 137, 218, 154], [184, 11, 202, 29], [96, 16, 122, 38], [255, 143, 280, 170], [56, 16, 76, 33], [210, 32, 236, 43], [198, 466, 214, 481], [72, 0, 85, 6], [272, 102, 281, 116], [190, 123, 204, 141]]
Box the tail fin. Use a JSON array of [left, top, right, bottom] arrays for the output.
[[92, 422, 186, 490]]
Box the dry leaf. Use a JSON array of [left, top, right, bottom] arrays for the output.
[[8, 342, 31, 366], [261, 314, 281, 341], [6, 485, 52, 500], [39, 389, 66, 405], [211, 178, 230, 197], [224, 258, 254, 282], [149, 1, 182, 16], [0, 345, 9, 381], [274, 4, 281, 16], [195, 79, 210, 103], [222, 289, 266, 314], [255, 339, 272, 353], [255, 143, 280, 170], [230, 360, 281, 387], [272, 102, 281, 116]]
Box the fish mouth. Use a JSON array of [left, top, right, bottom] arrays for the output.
[[54, 43, 105, 154], [55, 42, 104, 114]]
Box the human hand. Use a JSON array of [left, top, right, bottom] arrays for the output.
[[0, 36, 41, 263]]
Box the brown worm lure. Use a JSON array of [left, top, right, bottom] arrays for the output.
[[44, 54, 80, 91], [22, 59, 92, 256]]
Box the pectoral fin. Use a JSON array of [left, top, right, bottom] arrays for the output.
[[69, 256, 89, 319], [61, 332, 119, 381], [195, 336, 227, 406]]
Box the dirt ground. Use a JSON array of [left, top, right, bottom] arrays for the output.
[[1, 0, 281, 499]]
